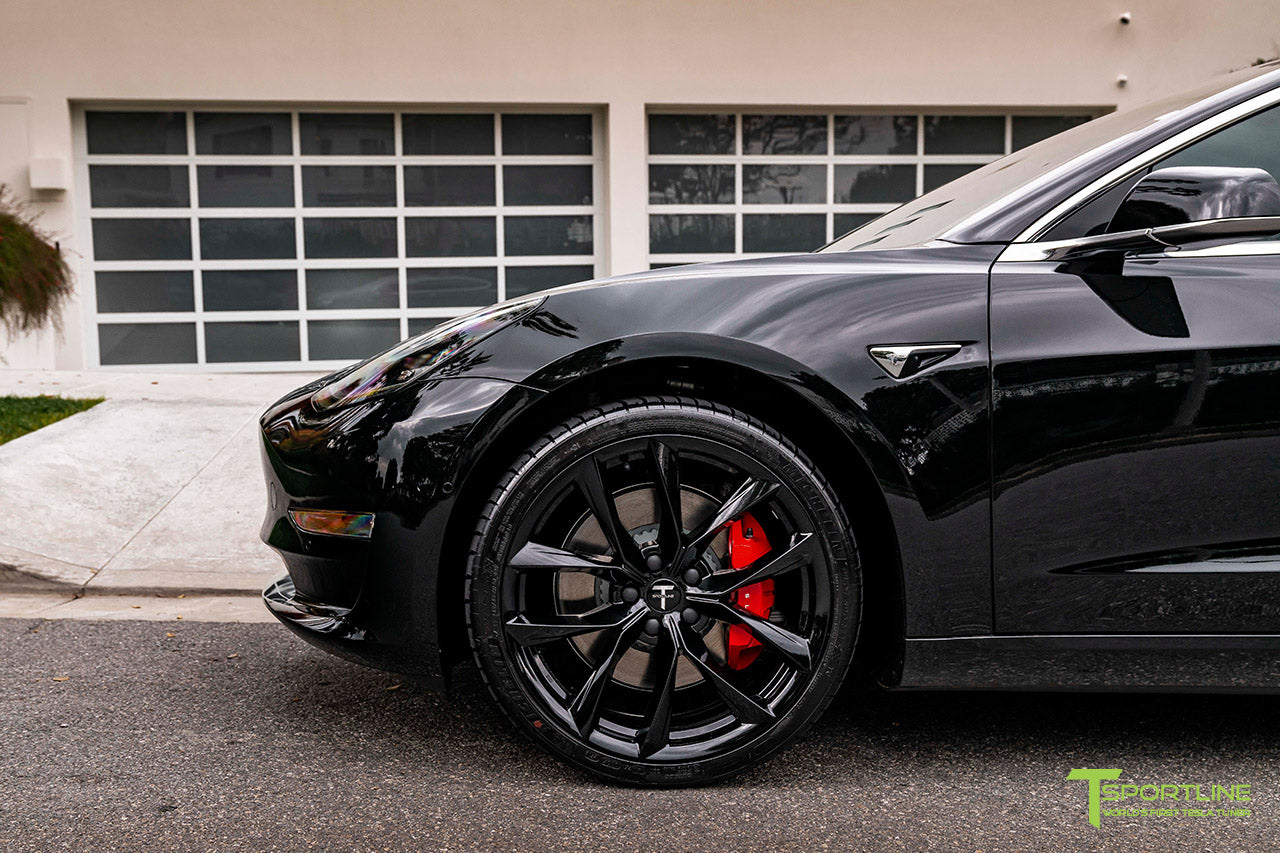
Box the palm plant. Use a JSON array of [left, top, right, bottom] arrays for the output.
[[0, 185, 72, 337]]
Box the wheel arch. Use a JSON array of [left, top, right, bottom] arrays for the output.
[[437, 340, 907, 685]]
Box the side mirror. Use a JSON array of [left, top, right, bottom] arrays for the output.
[[1108, 166, 1280, 232]]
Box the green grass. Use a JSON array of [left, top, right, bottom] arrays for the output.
[[0, 395, 104, 445]]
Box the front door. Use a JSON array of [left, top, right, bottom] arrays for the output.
[[990, 101, 1280, 633]]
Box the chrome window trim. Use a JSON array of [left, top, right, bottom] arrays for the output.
[[1150, 240, 1280, 259], [998, 236, 1280, 263], [991, 83, 1280, 264]]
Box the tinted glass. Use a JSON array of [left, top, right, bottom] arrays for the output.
[[504, 215, 593, 255], [833, 213, 880, 236], [648, 114, 735, 155], [1040, 172, 1144, 241], [195, 113, 291, 155], [299, 113, 394, 155], [197, 165, 294, 207], [505, 265, 593, 297], [202, 270, 298, 311], [98, 323, 196, 365], [834, 115, 917, 155], [303, 218, 397, 258], [834, 164, 916, 203], [742, 214, 825, 252], [649, 214, 734, 253], [648, 165, 735, 204], [501, 114, 591, 155], [306, 269, 400, 309], [404, 166, 495, 206], [205, 322, 300, 362], [90, 165, 189, 208], [503, 165, 593, 205], [923, 163, 980, 193], [1157, 103, 1280, 184], [302, 166, 396, 206], [402, 114, 494, 155], [406, 267, 498, 307], [742, 164, 826, 204], [308, 319, 402, 360], [92, 219, 191, 261], [86, 111, 186, 155], [923, 115, 1004, 154], [95, 271, 194, 313], [405, 217, 496, 257], [201, 218, 295, 259], [1011, 115, 1090, 151], [743, 115, 827, 155]]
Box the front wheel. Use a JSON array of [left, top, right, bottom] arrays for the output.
[[466, 397, 860, 785]]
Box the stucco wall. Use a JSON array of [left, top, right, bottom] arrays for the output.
[[3, 0, 1278, 369]]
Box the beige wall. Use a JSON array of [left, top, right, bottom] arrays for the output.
[[3, 0, 1279, 369]]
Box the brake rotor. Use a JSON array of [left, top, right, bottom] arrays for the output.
[[556, 486, 728, 689]]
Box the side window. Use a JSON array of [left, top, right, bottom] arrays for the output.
[[1043, 104, 1280, 241]]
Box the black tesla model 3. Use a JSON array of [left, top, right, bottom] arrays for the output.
[[261, 63, 1280, 785]]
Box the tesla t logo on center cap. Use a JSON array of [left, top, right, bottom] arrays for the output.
[[646, 580, 680, 612]]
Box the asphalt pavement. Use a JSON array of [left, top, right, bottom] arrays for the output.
[[3, 615, 1278, 852]]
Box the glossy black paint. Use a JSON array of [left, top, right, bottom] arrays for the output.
[[259, 245, 995, 684], [1106, 166, 1280, 232], [260, 64, 1280, 693], [991, 251, 1280, 635]]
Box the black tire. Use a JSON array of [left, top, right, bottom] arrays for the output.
[[465, 397, 860, 786]]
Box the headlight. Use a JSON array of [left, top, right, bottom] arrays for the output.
[[310, 297, 543, 412]]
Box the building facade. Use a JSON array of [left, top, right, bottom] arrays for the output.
[[2, 0, 1277, 371]]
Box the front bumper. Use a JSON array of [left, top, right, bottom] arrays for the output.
[[263, 575, 365, 641], [257, 374, 540, 686]]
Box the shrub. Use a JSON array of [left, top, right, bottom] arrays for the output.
[[0, 185, 72, 337]]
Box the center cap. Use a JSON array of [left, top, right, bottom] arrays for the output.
[[644, 578, 682, 613]]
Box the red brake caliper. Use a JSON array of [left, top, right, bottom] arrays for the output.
[[726, 512, 774, 669]]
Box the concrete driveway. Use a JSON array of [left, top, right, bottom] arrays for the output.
[[0, 370, 321, 595]]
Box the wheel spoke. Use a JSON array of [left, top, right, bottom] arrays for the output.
[[574, 456, 646, 575], [505, 601, 643, 646], [675, 623, 775, 725], [508, 541, 626, 583], [638, 617, 680, 758], [701, 600, 813, 672], [568, 610, 648, 737], [690, 533, 816, 601], [647, 439, 683, 562], [682, 476, 780, 564]]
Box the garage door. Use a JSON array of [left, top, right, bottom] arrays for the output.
[[77, 108, 602, 369], [645, 111, 1093, 267]]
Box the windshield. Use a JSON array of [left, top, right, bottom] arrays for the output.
[[821, 63, 1280, 252]]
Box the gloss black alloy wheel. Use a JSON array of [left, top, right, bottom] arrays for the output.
[[466, 397, 860, 786]]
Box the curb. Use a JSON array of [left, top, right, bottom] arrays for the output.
[[0, 546, 264, 599]]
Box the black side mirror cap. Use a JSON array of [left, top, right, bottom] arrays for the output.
[[1108, 166, 1280, 232]]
